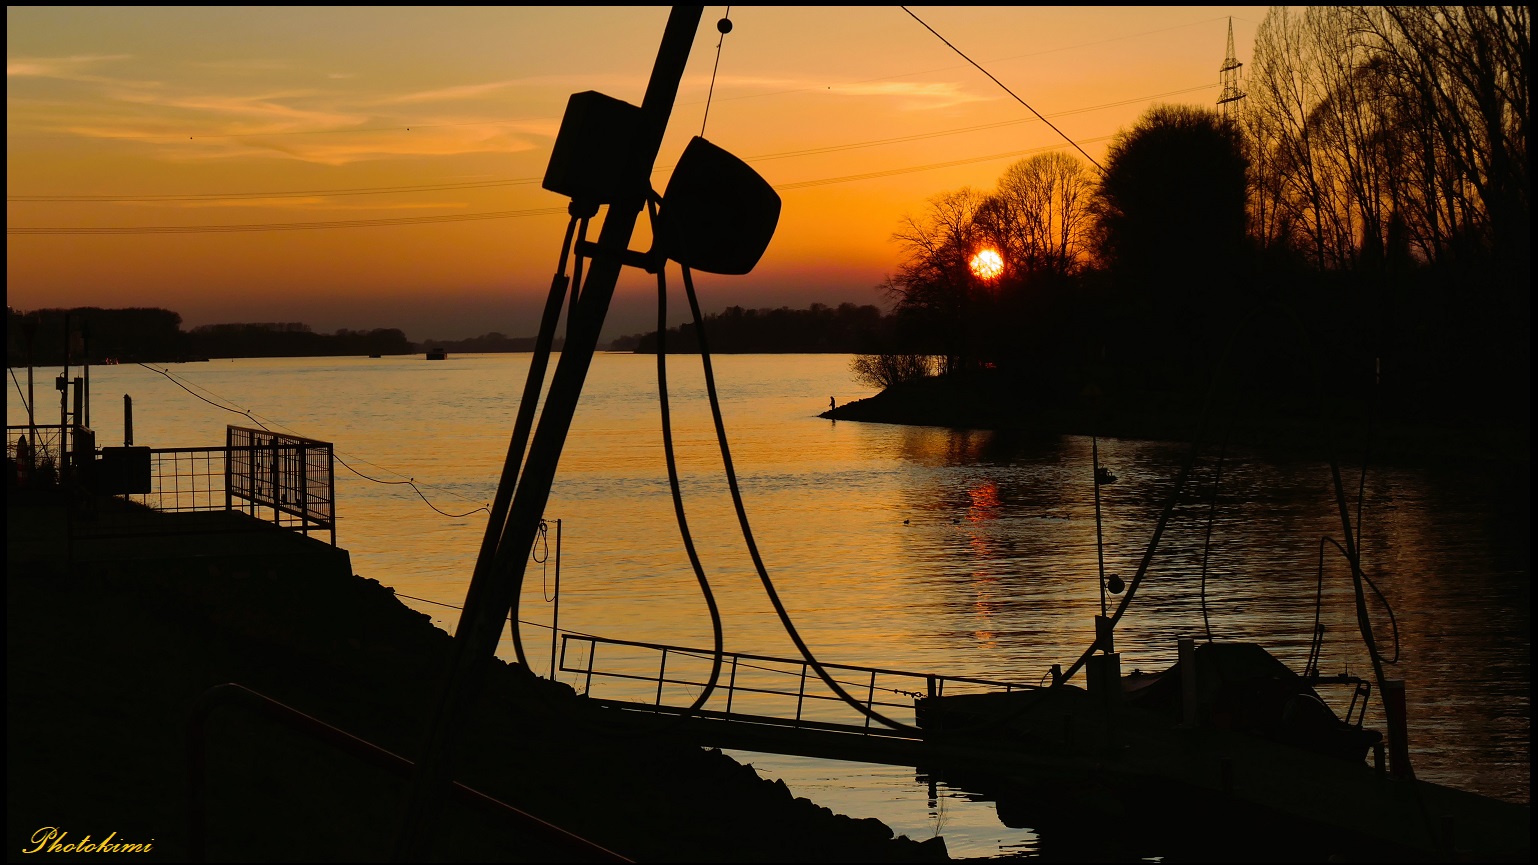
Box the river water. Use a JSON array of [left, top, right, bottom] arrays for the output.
[[11, 353, 1528, 857]]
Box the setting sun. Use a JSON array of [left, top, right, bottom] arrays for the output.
[[969, 248, 1004, 281]]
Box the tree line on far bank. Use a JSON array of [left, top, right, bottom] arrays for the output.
[[6, 308, 414, 365], [618, 303, 892, 354]]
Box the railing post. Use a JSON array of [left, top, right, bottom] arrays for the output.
[[269, 437, 280, 525], [1384, 679, 1413, 779], [725, 655, 739, 718], [795, 663, 808, 726], [584, 641, 596, 697], [864, 670, 877, 730], [655, 648, 669, 709], [297, 444, 310, 537]]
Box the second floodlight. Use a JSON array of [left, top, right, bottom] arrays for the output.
[[657, 137, 780, 276]]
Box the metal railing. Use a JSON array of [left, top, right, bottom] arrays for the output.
[[12, 422, 338, 545], [226, 426, 335, 543], [559, 633, 1036, 733], [7, 423, 67, 486]]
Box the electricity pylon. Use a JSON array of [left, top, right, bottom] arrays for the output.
[[1217, 17, 1245, 123]]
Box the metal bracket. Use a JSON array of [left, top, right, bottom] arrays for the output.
[[575, 239, 664, 274]]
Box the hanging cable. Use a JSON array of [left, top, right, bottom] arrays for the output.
[[679, 263, 920, 733], [1198, 421, 1234, 643], [488, 211, 583, 671], [701, 8, 733, 137], [135, 361, 492, 520], [137, 362, 270, 430], [1092, 433, 1107, 618], [650, 199, 726, 719]]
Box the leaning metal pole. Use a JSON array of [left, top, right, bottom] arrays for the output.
[[393, 8, 703, 859]]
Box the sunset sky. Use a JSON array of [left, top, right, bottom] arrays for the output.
[[8, 6, 1266, 342]]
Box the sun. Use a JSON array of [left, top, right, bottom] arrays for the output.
[[969, 248, 1004, 281]]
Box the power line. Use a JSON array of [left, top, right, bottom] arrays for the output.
[[7, 133, 1118, 235], [900, 6, 1106, 172], [747, 85, 1207, 162], [773, 136, 1111, 190], [7, 178, 544, 203], [9, 82, 1212, 206], [707, 14, 1233, 106], [8, 136, 1114, 235], [8, 207, 567, 235]]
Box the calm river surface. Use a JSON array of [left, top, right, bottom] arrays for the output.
[[12, 353, 1528, 857]]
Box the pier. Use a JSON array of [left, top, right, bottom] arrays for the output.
[[558, 634, 1531, 861]]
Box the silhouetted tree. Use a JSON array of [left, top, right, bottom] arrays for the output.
[[883, 188, 990, 373], [1093, 104, 1249, 385], [978, 151, 1094, 280], [1245, 5, 1529, 421]]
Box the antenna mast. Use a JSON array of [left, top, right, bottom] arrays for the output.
[[1217, 17, 1245, 123]]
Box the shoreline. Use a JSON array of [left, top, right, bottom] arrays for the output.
[[6, 495, 947, 862], [822, 374, 1530, 468]]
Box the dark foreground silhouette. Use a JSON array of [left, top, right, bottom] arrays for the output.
[[6, 496, 946, 862]]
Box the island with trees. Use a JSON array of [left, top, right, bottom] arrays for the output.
[[820, 6, 1527, 460]]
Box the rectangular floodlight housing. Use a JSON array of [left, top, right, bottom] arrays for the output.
[[542, 91, 645, 207]]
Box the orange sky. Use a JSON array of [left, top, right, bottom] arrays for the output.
[[7, 6, 1266, 341]]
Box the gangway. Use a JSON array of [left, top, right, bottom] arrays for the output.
[[556, 633, 1041, 767]]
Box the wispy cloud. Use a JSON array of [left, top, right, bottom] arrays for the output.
[[7, 54, 135, 79], [8, 56, 560, 164], [379, 79, 527, 105], [705, 73, 993, 110], [150, 198, 468, 211]]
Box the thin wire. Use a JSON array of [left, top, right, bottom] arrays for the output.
[[136, 361, 491, 520], [331, 453, 489, 519], [9, 178, 544, 203], [1198, 426, 1233, 643], [701, 7, 732, 137], [900, 6, 1106, 172], [9, 367, 32, 414], [11, 82, 1201, 206], [8, 14, 1228, 146], [136, 362, 270, 430], [9, 207, 567, 236]]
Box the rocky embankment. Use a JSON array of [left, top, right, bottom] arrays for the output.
[[6, 497, 947, 862]]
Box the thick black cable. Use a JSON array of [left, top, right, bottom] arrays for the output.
[[481, 213, 582, 671], [680, 264, 920, 733], [652, 248, 726, 718]]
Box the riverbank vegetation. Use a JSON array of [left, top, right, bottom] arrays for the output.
[[5, 308, 416, 364], [834, 6, 1528, 444]]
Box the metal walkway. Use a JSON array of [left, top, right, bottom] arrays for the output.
[[557, 633, 1040, 767]]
